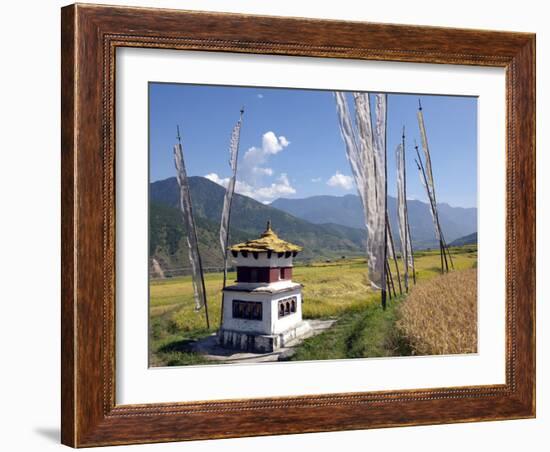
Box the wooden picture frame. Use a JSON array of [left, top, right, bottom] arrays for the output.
[[61, 3, 535, 447]]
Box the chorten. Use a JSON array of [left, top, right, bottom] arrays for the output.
[[218, 221, 311, 352]]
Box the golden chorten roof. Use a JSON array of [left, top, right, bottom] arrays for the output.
[[230, 221, 302, 254]]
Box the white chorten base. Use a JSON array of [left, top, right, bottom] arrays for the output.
[[218, 278, 307, 352], [218, 321, 312, 353]]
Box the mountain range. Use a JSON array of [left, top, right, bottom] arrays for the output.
[[149, 176, 477, 274], [449, 232, 478, 247], [271, 194, 477, 249], [150, 177, 366, 274]]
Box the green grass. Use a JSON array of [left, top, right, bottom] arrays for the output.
[[288, 297, 410, 361], [149, 246, 477, 366]]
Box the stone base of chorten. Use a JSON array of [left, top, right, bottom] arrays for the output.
[[217, 321, 313, 353]]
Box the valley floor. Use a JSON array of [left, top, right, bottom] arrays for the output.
[[149, 245, 477, 367]]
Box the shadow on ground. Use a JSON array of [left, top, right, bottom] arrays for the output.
[[34, 427, 59, 443]]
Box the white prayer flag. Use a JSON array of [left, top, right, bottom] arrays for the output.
[[416, 157, 441, 242], [219, 111, 243, 262], [174, 142, 207, 311], [334, 92, 387, 291], [417, 108, 436, 203], [396, 141, 413, 290]]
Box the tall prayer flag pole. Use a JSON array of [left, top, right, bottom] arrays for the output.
[[386, 213, 403, 295], [403, 128, 416, 285], [334, 92, 387, 309], [397, 126, 416, 290], [173, 125, 210, 328], [220, 107, 244, 287], [219, 108, 244, 327], [375, 93, 389, 309], [416, 100, 454, 270]]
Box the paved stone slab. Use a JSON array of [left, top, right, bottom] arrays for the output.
[[188, 319, 337, 364]]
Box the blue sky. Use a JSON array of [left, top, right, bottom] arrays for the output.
[[149, 83, 477, 208]]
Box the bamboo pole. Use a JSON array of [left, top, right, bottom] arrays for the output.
[[408, 218, 417, 285], [402, 126, 416, 288], [448, 245, 455, 269], [442, 239, 449, 272], [176, 126, 210, 329], [387, 214, 403, 295], [400, 127, 409, 292], [416, 102, 455, 273], [415, 144, 447, 274], [442, 236, 455, 270], [385, 259, 395, 299], [381, 94, 388, 310], [219, 108, 244, 328], [390, 262, 397, 297]]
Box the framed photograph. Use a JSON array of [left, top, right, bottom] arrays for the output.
[[61, 3, 535, 447]]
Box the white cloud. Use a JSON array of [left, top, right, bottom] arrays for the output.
[[242, 132, 290, 182], [253, 173, 296, 202], [252, 167, 273, 176], [208, 131, 295, 204], [205, 172, 249, 193], [205, 172, 295, 203], [327, 171, 354, 190], [257, 93, 264, 99], [204, 173, 229, 187], [240, 131, 293, 196], [311, 177, 322, 183], [233, 181, 254, 197], [278, 136, 290, 148], [262, 132, 289, 155], [243, 132, 290, 164]]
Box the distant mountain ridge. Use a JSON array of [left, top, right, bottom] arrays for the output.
[[149, 176, 477, 274], [449, 232, 478, 247], [271, 194, 477, 249], [149, 177, 367, 272]]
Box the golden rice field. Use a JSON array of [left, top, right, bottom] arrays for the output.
[[396, 267, 478, 355], [149, 245, 477, 366]]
